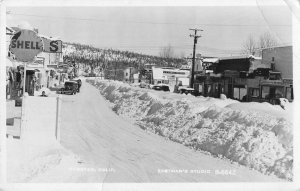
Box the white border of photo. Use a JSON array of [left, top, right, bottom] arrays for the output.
[[1, 0, 299, 191]]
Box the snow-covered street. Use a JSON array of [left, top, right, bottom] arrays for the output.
[[48, 79, 293, 181], [7, 79, 290, 182]]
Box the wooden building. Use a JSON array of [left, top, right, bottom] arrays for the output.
[[193, 47, 293, 104]]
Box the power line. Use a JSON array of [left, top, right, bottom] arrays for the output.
[[8, 12, 292, 27], [64, 43, 292, 57], [255, 0, 285, 43]]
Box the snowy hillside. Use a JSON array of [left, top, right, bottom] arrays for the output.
[[62, 43, 186, 68], [88, 79, 293, 181], [62, 43, 187, 78]]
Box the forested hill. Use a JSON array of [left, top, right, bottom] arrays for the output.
[[63, 42, 186, 70]]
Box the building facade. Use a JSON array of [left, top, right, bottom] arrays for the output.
[[247, 46, 293, 103], [6, 26, 63, 99], [193, 47, 293, 104], [152, 67, 190, 92]]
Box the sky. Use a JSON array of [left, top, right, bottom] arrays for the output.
[[6, 4, 293, 57]]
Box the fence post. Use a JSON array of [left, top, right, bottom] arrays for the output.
[[55, 95, 62, 142]]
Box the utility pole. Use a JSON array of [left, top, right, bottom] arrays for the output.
[[189, 28, 203, 88]]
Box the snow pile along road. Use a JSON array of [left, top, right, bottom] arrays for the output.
[[7, 138, 83, 182], [88, 79, 293, 181]]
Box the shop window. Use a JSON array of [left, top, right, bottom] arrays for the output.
[[234, 87, 247, 100], [198, 84, 203, 93], [207, 85, 212, 94], [250, 88, 259, 97], [275, 87, 284, 98], [261, 86, 270, 99], [233, 88, 239, 99], [240, 88, 247, 99]]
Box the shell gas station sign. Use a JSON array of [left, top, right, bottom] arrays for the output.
[[41, 36, 62, 53], [7, 29, 62, 144], [9, 29, 43, 62]]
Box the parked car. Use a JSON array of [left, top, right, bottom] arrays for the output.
[[72, 79, 82, 92], [152, 84, 170, 92], [56, 81, 78, 95], [178, 87, 200, 96]]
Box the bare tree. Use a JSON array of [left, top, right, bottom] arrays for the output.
[[242, 34, 257, 55], [242, 32, 278, 56], [258, 31, 278, 49], [159, 44, 175, 58]]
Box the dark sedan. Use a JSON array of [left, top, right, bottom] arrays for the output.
[[152, 84, 170, 92]]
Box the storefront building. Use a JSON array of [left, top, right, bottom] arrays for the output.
[[6, 27, 63, 99], [152, 67, 190, 92]]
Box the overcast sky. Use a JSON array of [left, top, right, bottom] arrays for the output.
[[7, 5, 292, 57]]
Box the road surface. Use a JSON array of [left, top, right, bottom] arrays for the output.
[[42, 79, 282, 182]]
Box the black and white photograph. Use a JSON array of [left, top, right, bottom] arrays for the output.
[[1, 0, 300, 190]]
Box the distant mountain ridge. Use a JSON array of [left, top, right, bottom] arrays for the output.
[[62, 42, 186, 69]]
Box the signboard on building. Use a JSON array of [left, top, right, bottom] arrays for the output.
[[260, 80, 284, 86], [41, 37, 62, 53], [10, 30, 43, 62]]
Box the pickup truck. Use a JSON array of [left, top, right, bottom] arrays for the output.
[[178, 87, 201, 96]]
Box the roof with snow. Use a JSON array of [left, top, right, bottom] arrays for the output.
[[218, 55, 261, 61], [261, 45, 292, 50], [202, 58, 219, 63]]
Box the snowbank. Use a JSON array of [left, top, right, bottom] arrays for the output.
[[226, 102, 293, 122], [7, 139, 82, 182], [88, 79, 293, 181]]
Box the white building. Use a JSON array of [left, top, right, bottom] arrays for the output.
[[262, 46, 293, 80], [124, 67, 136, 82], [152, 67, 190, 91]]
